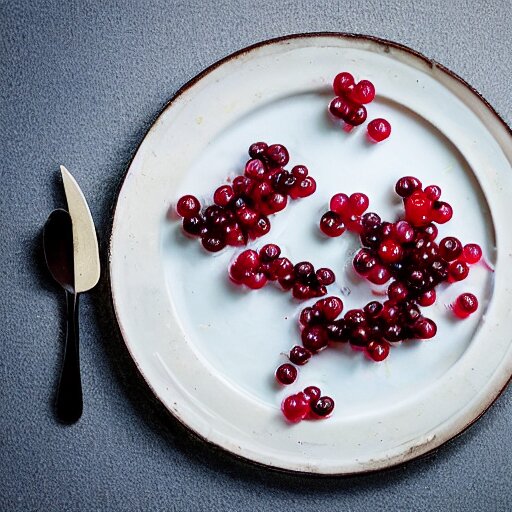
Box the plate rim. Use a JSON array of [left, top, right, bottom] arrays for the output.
[[107, 31, 512, 476]]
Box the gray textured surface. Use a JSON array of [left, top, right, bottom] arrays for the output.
[[1, 0, 511, 510]]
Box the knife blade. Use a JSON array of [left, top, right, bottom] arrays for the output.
[[60, 165, 100, 292]]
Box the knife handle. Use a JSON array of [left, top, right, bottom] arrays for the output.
[[56, 291, 83, 424]]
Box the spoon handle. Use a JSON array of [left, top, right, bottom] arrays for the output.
[[56, 291, 82, 423]]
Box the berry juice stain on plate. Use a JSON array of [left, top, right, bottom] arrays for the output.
[[110, 34, 512, 475]]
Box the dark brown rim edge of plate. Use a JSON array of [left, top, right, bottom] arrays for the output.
[[106, 31, 512, 477]]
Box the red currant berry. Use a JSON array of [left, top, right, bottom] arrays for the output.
[[333, 71, 355, 96], [281, 394, 309, 423], [462, 243, 482, 264], [453, 293, 479, 318], [320, 211, 346, 237], [367, 341, 390, 362], [176, 195, 200, 218], [367, 118, 391, 142], [289, 346, 312, 365], [275, 363, 298, 385]]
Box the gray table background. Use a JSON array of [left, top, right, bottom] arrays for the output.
[[2, 1, 511, 510]]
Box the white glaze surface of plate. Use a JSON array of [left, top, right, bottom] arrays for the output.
[[110, 35, 512, 474]]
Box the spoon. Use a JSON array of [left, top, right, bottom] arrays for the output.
[[43, 209, 82, 424]]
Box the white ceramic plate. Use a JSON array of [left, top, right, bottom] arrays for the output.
[[109, 34, 512, 474]]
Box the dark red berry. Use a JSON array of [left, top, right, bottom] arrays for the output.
[[320, 211, 346, 237], [367, 341, 390, 361], [361, 212, 381, 231], [182, 215, 204, 236], [289, 346, 312, 365], [395, 176, 422, 198], [314, 296, 343, 321], [301, 325, 328, 352], [387, 281, 408, 302], [296, 176, 316, 197], [417, 289, 436, 307], [251, 215, 271, 238], [303, 386, 321, 404], [414, 317, 437, 339], [353, 249, 377, 276], [364, 301, 383, 318], [201, 235, 225, 252], [312, 396, 335, 417], [316, 268, 335, 286], [424, 185, 442, 201], [224, 223, 246, 246], [266, 144, 289, 167], [448, 260, 469, 281], [393, 220, 415, 243], [176, 195, 200, 218], [453, 293, 478, 318], [291, 165, 308, 179], [439, 237, 462, 261], [275, 363, 298, 385], [299, 307, 323, 327], [325, 320, 349, 342], [248, 141, 268, 159], [244, 159, 267, 180], [259, 244, 281, 262], [367, 118, 391, 142]]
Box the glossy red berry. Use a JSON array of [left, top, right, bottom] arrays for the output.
[[432, 201, 453, 224], [296, 176, 317, 198], [314, 296, 344, 321], [320, 211, 346, 237], [448, 260, 469, 281], [259, 244, 281, 262], [265, 144, 289, 167], [289, 346, 312, 365], [414, 317, 437, 339], [439, 237, 463, 261], [301, 325, 328, 352], [453, 293, 479, 318], [395, 176, 422, 198], [316, 268, 335, 286], [302, 386, 321, 404], [462, 244, 482, 264], [248, 141, 268, 159], [224, 223, 246, 246], [201, 235, 225, 252], [351, 80, 376, 104], [367, 118, 391, 142], [405, 191, 433, 227], [424, 185, 442, 201], [311, 396, 335, 417], [387, 281, 408, 302], [281, 394, 309, 423], [244, 272, 267, 289], [275, 363, 298, 385], [378, 240, 403, 264], [367, 341, 390, 362], [182, 215, 204, 236], [176, 195, 200, 218], [417, 289, 436, 307], [367, 265, 391, 285], [329, 193, 349, 215], [393, 220, 415, 244], [349, 193, 369, 215], [333, 72, 355, 96]]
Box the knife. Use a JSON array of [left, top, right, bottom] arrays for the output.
[[57, 165, 100, 423]]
